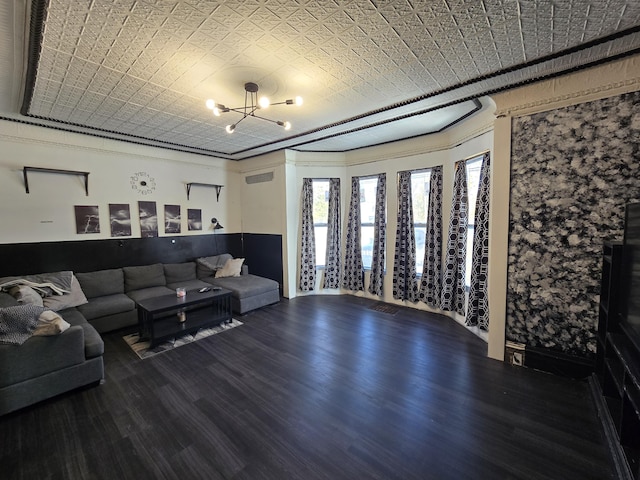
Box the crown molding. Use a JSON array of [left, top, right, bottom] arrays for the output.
[[0, 118, 231, 169], [493, 54, 640, 118]]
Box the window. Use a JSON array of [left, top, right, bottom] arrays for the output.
[[465, 157, 483, 287], [312, 180, 329, 267], [411, 170, 431, 274], [359, 177, 379, 269]]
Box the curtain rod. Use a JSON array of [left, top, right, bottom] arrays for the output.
[[397, 166, 437, 175], [462, 149, 490, 162]]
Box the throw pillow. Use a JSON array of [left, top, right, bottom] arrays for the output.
[[215, 258, 245, 278], [42, 275, 89, 311], [33, 310, 70, 336], [9, 286, 44, 307]]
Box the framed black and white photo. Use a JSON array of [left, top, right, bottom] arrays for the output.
[[138, 201, 158, 238], [109, 204, 131, 237], [74, 205, 100, 234], [187, 208, 202, 231], [164, 204, 181, 234]]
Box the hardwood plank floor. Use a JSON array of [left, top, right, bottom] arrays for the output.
[[1, 295, 616, 479]]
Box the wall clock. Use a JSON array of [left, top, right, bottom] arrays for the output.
[[130, 171, 156, 195]]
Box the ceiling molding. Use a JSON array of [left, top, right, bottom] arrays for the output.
[[494, 54, 640, 117]]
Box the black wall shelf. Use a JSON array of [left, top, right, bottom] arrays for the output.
[[186, 182, 223, 201], [23, 166, 90, 196]]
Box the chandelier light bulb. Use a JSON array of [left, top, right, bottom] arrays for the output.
[[258, 96, 270, 109], [295, 96, 303, 106], [213, 107, 221, 116], [283, 121, 291, 130], [226, 124, 236, 134], [205, 99, 215, 110]]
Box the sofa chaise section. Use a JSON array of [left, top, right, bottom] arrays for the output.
[[197, 254, 280, 315], [0, 293, 104, 416]]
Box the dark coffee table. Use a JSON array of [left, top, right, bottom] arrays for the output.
[[136, 288, 232, 347]]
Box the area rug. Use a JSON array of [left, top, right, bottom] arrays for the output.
[[123, 319, 243, 359]]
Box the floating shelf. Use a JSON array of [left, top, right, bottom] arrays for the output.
[[24, 166, 90, 196], [186, 182, 223, 201]]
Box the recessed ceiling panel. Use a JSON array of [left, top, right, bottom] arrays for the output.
[[11, 0, 640, 160]]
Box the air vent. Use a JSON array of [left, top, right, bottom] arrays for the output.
[[245, 172, 274, 184]]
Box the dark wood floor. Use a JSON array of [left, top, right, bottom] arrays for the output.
[[1, 295, 616, 479]]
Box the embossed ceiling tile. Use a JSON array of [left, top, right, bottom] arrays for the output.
[[213, 4, 256, 28], [197, 17, 233, 41]]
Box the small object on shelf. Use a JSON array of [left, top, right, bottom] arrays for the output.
[[176, 287, 186, 298], [177, 310, 186, 323]]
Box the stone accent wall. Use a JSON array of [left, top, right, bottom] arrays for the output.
[[506, 91, 640, 357]]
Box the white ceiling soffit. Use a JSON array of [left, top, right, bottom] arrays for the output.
[[16, 0, 640, 161]]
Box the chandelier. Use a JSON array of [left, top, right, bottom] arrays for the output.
[[205, 82, 303, 134]]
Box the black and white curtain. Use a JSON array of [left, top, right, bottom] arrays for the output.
[[467, 153, 491, 330], [323, 178, 341, 289], [441, 161, 468, 315], [299, 178, 316, 291], [368, 173, 386, 297], [419, 166, 443, 308], [393, 171, 419, 301], [342, 176, 364, 291]]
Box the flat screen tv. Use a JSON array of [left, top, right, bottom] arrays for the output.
[[621, 202, 640, 348]]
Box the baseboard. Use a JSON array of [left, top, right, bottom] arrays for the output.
[[523, 345, 594, 379]]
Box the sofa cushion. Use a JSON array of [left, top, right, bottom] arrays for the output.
[[207, 274, 279, 299], [163, 262, 197, 285], [196, 254, 233, 278], [42, 275, 88, 311], [76, 293, 136, 320], [126, 286, 174, 303], [76, 268, 124, 298], [123, 264, 166, 292], [58, 308, 104, 358]]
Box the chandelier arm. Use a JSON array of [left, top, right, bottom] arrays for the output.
[[251, 114, 285, 125]]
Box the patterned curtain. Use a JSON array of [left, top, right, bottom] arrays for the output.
[[393, 171, 419, 301], [467, 153, 491, 330], [299, 178, 316, 291], [441, 161, 468, 315], [342, 176, 364, 291], [368, 173, 387, 297], [419, 166, 443, 308], [323, 178, 341, 289]]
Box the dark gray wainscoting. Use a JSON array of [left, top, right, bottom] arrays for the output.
[[0, 234, 243, 277]]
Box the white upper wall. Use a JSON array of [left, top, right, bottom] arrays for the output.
[[0, 120, 240, 243]]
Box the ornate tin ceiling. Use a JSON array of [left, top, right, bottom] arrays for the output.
[[8, 0, 640, 159]]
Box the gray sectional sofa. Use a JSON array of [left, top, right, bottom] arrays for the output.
[[0, 254, 279, 415], [0, 292, 104, 416]]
